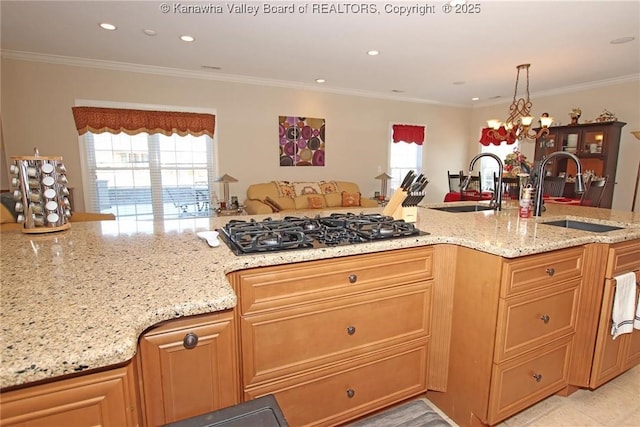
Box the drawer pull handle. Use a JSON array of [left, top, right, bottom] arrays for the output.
[[347, 326, 356, 335], [540, 315, 550, 324], [545, 267, 555, 276], [348, 274, 358, 284], [183, 332, 199, 349], [346, 388, 356, 398], [533, 373, 543, 382]]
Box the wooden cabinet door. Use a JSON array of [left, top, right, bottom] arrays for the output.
[[590, 278, 628, 388], [623, 327, 640, 370], [139, 311, 239, 426], [622, 283, 640, 371], [0, 363, 139, 427]]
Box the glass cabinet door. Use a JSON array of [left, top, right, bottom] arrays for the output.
[[581, 130, 605, 156], [561, 132, 579, 155], [536, 131, 559, 161]]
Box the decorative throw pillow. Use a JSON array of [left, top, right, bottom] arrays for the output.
[[274, 181, 296, 198], [319, 180, 339, 194], [292, 182, 322, 196], [0, 204, 16, 224], [307, 195, 326, 209], [324, 192, 342, 207], [263, 197, 281, 213], [341, 192, 361, 207]]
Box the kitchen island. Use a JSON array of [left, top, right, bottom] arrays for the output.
[[1, 202, 639, 425]]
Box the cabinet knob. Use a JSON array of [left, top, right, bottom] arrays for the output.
[[346, 388, 356, 398], [183, 332, 199, 349], [347, 326, 356, 335], [545, 267, 555, 276], [533, 373, 543, 382], [348, 274, 358, 284], [540, 315, 550, 324]]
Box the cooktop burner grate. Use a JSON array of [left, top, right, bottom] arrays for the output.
[[219, 213, 428, 255]]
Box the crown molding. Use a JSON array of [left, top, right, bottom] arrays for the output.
[[473, 73, 640, 108], [0, 49, 457, 107], [4, 49, 636, 110]]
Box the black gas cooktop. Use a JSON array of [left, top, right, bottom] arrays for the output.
[[218, 213, 427, 255]]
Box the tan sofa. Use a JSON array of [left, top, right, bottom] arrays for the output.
[[245, 180, 378, 215]]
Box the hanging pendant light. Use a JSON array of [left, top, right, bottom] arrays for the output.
[[480, 64, 553, 146]]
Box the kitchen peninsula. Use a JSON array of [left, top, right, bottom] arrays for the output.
[[1, 203, 639, 426]]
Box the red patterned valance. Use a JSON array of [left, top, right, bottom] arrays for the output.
[[71, 107, 215, 138], [479, 126, 516, 146], [392, 124, 425, 145]]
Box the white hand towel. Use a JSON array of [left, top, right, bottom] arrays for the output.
[[611, 272, 636, 339]]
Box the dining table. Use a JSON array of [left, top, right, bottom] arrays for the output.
[[443, 191, 493, 202], [543, 196, 582, 205]]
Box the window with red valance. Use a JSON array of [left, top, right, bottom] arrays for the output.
[[392, 124, 425, 145]]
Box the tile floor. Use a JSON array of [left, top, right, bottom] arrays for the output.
[[425, 364, 640, 427]]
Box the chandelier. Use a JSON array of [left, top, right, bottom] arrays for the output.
[[480, 64, 554, 145]]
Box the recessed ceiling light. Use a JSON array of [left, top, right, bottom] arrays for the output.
[[143, 29, 157, 36], [315, 78, 325, 83], [489, 95, 501, 100], [99, 22, 117, 31], [610, 36, 635, 44], [471, 97, 480, 101], [367, 50, 380, 56], [180, 35, 195, 42]]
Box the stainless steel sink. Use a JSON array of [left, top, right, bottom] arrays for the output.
[[430, 205, 494, 213], [541, 219, 624, 233]]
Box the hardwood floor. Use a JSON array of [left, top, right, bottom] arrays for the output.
[[426, 365, 640, 427]]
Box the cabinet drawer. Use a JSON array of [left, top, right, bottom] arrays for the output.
[[494, 279, 580, 362], [246, 341, 428, 427], [236, 247, 433, 315], [488, 337, 572, 425], [501, 247, 583, 297], [241, 282, 431, 387], [606, 240, 640, 278]]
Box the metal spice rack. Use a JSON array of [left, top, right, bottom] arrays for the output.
[[9, 149, 72, 234]]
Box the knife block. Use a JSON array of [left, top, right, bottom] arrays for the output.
[[382, 189, 418, 223]]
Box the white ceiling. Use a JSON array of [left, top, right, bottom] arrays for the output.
[[2, 0, 639, 107]]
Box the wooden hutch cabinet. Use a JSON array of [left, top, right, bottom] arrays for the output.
[[534, 121, 626, 208]]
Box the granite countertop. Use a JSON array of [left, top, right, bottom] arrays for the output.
[[1, 202, 639, 389]]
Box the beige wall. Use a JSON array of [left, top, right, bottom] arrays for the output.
[[469, 79, 640, 211], [2, 57, 638, 213], [1, 58, 471, 210]]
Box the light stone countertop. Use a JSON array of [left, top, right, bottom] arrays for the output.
[[1, 202, 639, 389]]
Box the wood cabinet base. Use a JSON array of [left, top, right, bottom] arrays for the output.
[[0, 363, 139, 427]]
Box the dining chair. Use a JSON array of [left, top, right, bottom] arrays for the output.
[[580, 176, 608, 207], [460, 172, 483, 200], [495, 175, 520, 200], [542, 175, 566, 197], [447, 170, 464, 192]]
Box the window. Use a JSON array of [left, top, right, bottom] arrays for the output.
[[74, 105, 217, 220], [480, 141, 518, 191], [388, 124, 424, 192]]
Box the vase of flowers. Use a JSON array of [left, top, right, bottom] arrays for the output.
[[569, 108, 582, 124], [504, 150, 534, 177]]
